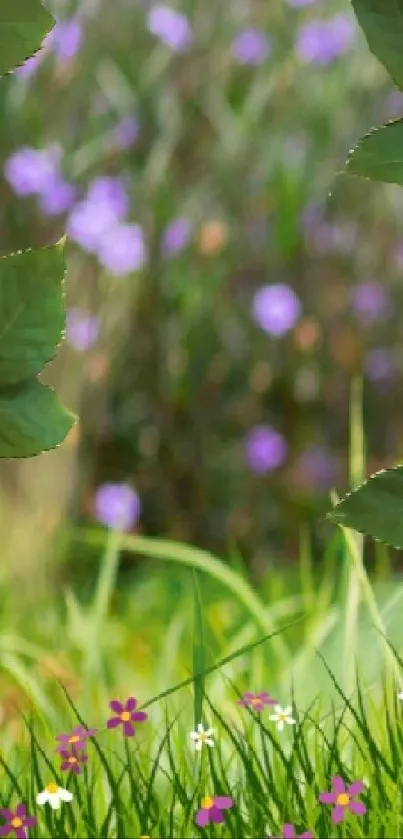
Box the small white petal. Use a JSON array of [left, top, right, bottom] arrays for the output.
[[197, 723, 204, 733], [59, 789, 73, 803], [287, 717, 296, 726], [49, 795, 61, 810], [205, 728, 215, 737], [36, 791, 49, 806], [205, 739, 215, 747], [189, 731, 199, 740], [195, 740, 203, 751], [269, 714, 279, 722], [277, 719, 285, 732], [283, 706, 293, 716], [398, 692, 403, 701], [273, 704, 282, 714]]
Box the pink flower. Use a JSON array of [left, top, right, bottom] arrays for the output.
[[59, 748, 87, 774], [319, 776, 366, 823], [55, 725, 97, 753], [195, 796, 233, 828], [107, 697, 147, 736], [278, 824, 314, 838], [0, 805, 36, 838], [237, 691, 277, 711]]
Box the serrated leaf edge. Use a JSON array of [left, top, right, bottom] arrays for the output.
[[326, 464, 403, 551]]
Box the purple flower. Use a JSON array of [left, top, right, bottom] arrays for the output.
[[15, 52, 43, 79], [98, 223, 147, 276], [38, 178, 76, 215], [107, 697, 147, 736], [351, 282, 390, 323], [87, 176, 129, 217], [287, 0, 316, 6], [319, 776, 366, 824], [4, 146, 59, 197], [296, 15, 355, 65], [252, 284, 301, 336], [231, 28, 271, 65], [113, 116, 140, 150], [245, 426, 288, 473], [365, 348, 394, 382], [147, 5, 192, 51], [385, 90, 403, 119], [94, 482, 141, 531], [55, 725, 97, 754], [277, 825, 314, 839], [66, 309, 100, 351], [48, 17, 83, 62], [59, 748, 87, 775], [297, 446, 339, 489], [310, 221, 357, 254], [195, 796, 233, 828], [0, 805, 36, 839], [237, 691, 277, 711], [161, 217, 192, 256]]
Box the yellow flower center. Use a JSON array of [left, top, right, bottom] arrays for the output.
[[336, 793, 350, 807], [201, 797, 214, 810], [11, 819, 23, 828], [68, 735, 80, 744], [120, 711, 131, 722], [278, 713, 288, 721], [46, 782, 59, 794], [251, 697, 263, 707], [68, 756, 77, 764]]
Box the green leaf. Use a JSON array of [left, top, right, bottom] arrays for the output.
[[327, 466, 403, 548], [352, 0, 403, 90], [0, 378, 75, 458], [0, 0, 54, 77], [0, 243, 66, 387], [346, 120, 403, 186]]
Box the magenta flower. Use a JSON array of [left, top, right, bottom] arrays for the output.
[[107, 697, 147, 736], [0, 805, 36, 838], [319, 776, 366, 824], [59, 748, 88, 774], [237, 691, 277, 711], [244, 426, 288, 473], [56, 725, 97, 753], [278, 824, 314, 839], [195, 796, 233, 828]]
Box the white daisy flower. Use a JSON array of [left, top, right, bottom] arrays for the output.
[[36, 782, 73, 810], [189, 723, 215, 751], [269, 704, 296, 732]]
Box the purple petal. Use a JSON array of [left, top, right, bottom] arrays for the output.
[[195, 809, 210, 827], [109, 700, 123, 713], [125, 697, 137, 712], [0, 811, 13, 821], [331, 805, 345, 824], [347, 781, 364, 796], [349, 801, 367, 816], [282, 825, 296, 839], [14, 806, 25, 819], [300, 833, 314, 839], [331, 776, 346, 794], [123, 721, 135, 736], [318, 792, 336, 804], [214, 797, 233, 810], [72, 763, 81, 774], [107, 717, 121, 729], [60, 761, 69, 772], [23, 818, 37, 828], [0, 826, 11, 836], [80, 754, 88, 764], [15, 831, 25, 839], [56, 733, 69, 742], [210, 807, 225, 824], [132, 711, 147, 723]]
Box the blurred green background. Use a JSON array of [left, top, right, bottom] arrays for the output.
[[1, 0, 403, 741]]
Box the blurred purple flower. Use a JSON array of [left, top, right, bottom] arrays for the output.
[[48, 17, 83, 62], [297, 446, 339, 489], [147, 5, 192, 51], [67, 177, 129, 252], [287, 0, 316, 6], [296, 15, 355, 64], [232, 28, 271, 65], [113, 116, 140, 149], [311, 221, 356, 254], [38, 178, 76, 215], [4, 146, 59, 196], [16, 52, 43, 79], [385, 91, 403, 119], [94, 482, 141, 531], [66, 309, 100, 352], [238, 691, 277, 710], [161, 217, 192, 256], [56, 726, 97, 753], [59, 749, 87, 775], [245, 426, 288, 473], [365, 348, 394, 382], [351, 282, 391, 323], [252, 284, 301, 337], [98, 224, 147, 276]]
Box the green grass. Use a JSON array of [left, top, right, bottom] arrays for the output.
[[0, 518, 403, 837]]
